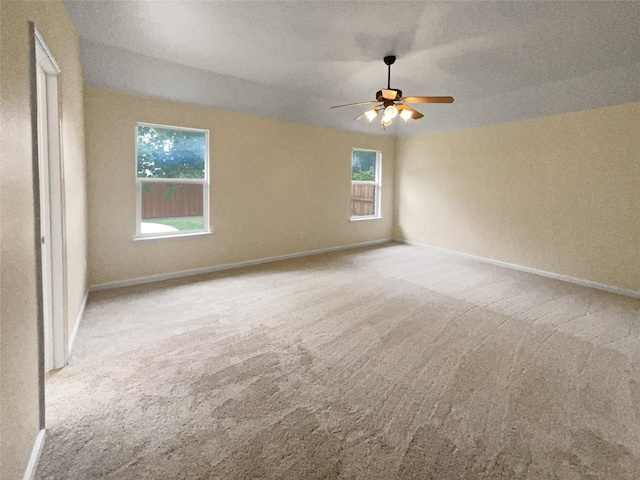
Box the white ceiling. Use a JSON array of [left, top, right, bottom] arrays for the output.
[[64, 1, 640, 138]]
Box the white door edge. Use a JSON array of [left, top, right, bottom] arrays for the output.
[[35, 29, 66, 371]]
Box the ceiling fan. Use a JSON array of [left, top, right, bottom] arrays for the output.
[[330, 55, 454, 127]]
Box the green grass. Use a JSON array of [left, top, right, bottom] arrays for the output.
[[146, 216, 204, 231]]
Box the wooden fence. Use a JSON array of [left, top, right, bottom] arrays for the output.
[[142, 183, 375, 219], [351, 184, 376, 216], [141, 183, 203, 219]]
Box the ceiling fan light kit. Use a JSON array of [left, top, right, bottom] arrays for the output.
[[399, 108, 413, 121], [364, 109, 378, 122], [330, 55, 454, 129], [384, 105, 398, 119]]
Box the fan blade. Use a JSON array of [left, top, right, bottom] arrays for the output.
[[330, 100, 378, 109], [354, 105, 383, 121], [398, 104, 424, 119], [401, 96, 454, 104]]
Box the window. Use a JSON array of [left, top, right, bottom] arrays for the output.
[[351, 148, 381, 220], [136, 123, 209, 238]]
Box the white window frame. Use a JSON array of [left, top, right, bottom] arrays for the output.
[[350, 148, 382, 221], [134, 122, 210, 240]]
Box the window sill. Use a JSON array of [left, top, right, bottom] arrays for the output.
[[133, 231, 212, 243], [350, 216, 382, 222]]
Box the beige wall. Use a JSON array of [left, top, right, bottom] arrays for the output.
[[395, 102, 640, 293], [0, 1, 87, 478], [85, 87, 394, 287]]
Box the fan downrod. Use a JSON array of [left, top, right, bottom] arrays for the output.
[[384, 55, 396, 89]]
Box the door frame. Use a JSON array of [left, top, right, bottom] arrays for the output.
[[32, 24, 67, 377]]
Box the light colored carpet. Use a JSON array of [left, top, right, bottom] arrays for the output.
[[37, 243, 640, 479]]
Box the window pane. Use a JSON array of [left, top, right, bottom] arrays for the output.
[[140, 182, 204, 233], [137, 125, 205, 179], [351, 150, 377, 181], [351, 184, 376, 217]]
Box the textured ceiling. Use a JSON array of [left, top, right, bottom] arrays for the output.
[[64, 1, 640, 137]]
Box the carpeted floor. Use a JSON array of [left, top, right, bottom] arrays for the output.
[[37, 243, 640, 479]]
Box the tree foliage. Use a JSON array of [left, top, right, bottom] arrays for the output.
[[137, 126, 205, 179], [351, 150, 377, 181], [352, 168, 375, 181]]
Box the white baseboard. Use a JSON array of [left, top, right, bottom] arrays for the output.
[[395, 238, 640, 299], [23, 429, 45, 480], [89, 239, 393, 292], [68, 289, 89, 358]]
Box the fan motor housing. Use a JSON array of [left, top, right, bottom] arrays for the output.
[[376, 89, 402, 102]]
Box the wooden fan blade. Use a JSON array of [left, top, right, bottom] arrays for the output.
[[330, 100, 378, 109], [401, 96, 454, 104], [399, 104, 424, 119], [354, 104, 383, 120]]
